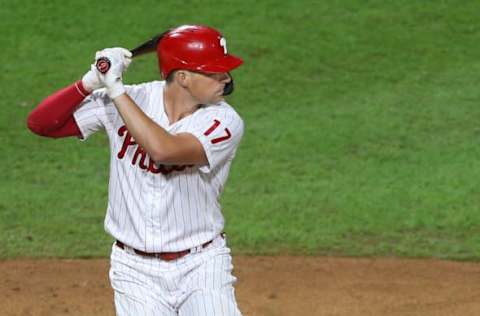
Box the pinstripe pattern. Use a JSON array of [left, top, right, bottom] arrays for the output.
[[110, 235, 242, 315], [74, 80, 243, 315], [73, 81, 244, 253]]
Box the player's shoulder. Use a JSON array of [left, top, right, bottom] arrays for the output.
[[198, 100, 243, 123], [123, 80, 165, 109], [124, 80, 165, 95]]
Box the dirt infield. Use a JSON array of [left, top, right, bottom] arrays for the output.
[[1, 256, 480, 316]]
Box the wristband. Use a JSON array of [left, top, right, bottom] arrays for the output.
[[75, 80, 91, 98]]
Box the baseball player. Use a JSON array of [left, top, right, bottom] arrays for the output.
[[27, 25, 244, 315]]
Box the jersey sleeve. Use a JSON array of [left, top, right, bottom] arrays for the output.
[[72, 88, 111, 140], [73, 83, 152, 140], [187, 106, 244, 173]]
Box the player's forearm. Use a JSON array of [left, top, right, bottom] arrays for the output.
[[112, 94, 177, 162], [27, 81, 86, 137]]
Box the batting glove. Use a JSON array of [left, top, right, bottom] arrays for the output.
[[81, 64, 103, 92], [95, 47, 132, 99]]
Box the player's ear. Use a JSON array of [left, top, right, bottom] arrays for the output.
[[175, 70, 190, 89]]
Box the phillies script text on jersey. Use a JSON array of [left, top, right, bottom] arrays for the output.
[[117, 125, 192, 175]]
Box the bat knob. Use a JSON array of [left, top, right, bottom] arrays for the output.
[[96, 57, 111, 74]]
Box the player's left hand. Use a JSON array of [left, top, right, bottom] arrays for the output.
[[95, 47, 132, 99]]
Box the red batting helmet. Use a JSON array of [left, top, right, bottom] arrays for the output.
[[156, 25, 243, 79]]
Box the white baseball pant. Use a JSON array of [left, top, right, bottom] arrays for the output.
[[109, 235, 242, 316]]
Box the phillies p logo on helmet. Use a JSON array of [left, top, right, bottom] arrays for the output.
[[220, 37, 227, 55]]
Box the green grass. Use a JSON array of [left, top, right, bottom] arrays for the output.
[[2, 0, 480, 260]]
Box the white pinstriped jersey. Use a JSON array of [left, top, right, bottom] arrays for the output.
[[73, 81, 244, 252]]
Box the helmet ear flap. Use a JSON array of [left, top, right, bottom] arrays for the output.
[[222, 73, 234, 96], [222, 81, 234, 96]]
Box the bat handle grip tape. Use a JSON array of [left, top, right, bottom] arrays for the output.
[[95, 57, 111, 74]]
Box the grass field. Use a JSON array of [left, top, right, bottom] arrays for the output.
[[2, 1, 480, 260]]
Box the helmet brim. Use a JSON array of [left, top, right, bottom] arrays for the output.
[[196, 54, 243, 73]]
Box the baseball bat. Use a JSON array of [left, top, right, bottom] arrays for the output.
[[95, 33, 166, 74]]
